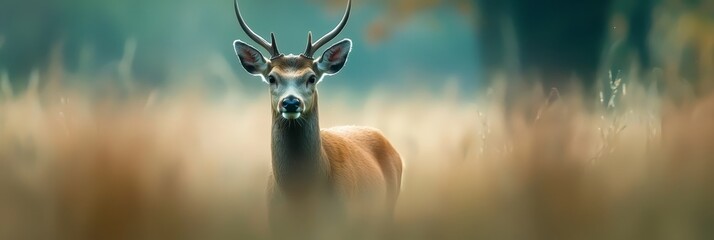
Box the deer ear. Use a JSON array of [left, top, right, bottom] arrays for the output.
[[316, 39, 352, 75], [234, 40, 268, 75]]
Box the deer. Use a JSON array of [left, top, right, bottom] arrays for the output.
[[231, 0, 402, 238]]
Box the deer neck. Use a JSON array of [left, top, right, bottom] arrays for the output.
[[271, 101, 329, 197]]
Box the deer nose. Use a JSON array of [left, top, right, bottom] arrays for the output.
[[281, 96, 302, 112]]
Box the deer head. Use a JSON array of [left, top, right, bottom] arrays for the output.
[[233, 0, 352, 120]]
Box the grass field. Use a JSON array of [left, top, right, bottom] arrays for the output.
[[1, 60, 713, 240]]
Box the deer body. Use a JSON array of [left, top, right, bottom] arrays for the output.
[[231, 0, 402, 237], [268, 102, 402, 222]]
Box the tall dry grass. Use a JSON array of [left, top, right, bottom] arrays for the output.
[[1, 48, 714, 239]]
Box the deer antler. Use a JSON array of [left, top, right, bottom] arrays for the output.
[[302, 0, 351, 58], [234, 0, 281, 58]]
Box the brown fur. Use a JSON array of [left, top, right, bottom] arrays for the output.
[[266, 124, 402, 239], [321, 126, 403, 215]]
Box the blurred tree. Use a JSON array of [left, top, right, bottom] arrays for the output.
[[607, 0, 654, 73], [478, 0, 614, 90]]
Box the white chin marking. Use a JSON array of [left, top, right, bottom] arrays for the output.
[[281, 112, 301, 120]]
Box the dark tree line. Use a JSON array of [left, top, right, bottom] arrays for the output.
[[477, 0, 656, 91]]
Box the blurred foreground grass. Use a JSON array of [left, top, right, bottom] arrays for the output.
[[1, 61, 713, 240]]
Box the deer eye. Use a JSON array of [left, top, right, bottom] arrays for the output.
[[268, 75, 277, 84], [307, 75, 317, 85]]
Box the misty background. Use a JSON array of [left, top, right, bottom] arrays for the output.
[[0, 0, 478, 93], [0, 0, 711, 96], [2, 1, 714, 239]]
